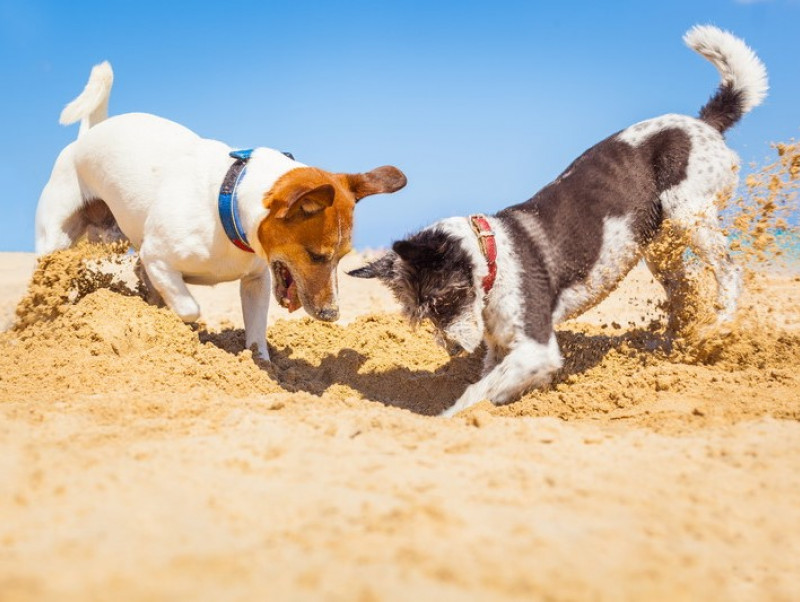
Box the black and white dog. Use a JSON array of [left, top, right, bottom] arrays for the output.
[[349, 26, 768, 417]]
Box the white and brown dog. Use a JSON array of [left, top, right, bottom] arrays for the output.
[[35, 62, 406, 359], [350, 26, 768, 417]]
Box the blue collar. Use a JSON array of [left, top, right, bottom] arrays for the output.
[[219, 149, 256, 253], [218, 149, 297, 254]]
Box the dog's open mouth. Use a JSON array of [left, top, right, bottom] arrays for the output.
[[272, 261, 301, 312]]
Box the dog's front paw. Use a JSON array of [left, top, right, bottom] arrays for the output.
[[247, 342, 270, 362], [439, 389, 491, 418], [439, 405, 461, 418]]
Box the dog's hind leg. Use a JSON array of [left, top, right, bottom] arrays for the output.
[[440, 334, 562, 417], [139, 252, 200, 323], [644, 223, 693, 332], [655, 207, 741, 324], [687, 220, 742, 322], [659, 138, 742, 324], [35, 145, 90, 254], [83, 199, 126, 246]]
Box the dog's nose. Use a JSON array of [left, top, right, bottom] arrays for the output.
[[316, 306, 339, 322]]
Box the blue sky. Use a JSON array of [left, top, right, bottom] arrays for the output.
[[1, 0, 798, 251]]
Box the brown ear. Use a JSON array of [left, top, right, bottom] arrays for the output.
[[346, 166, 407, 202], [273, 184, 336, 219]]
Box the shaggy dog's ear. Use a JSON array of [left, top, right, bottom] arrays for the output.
[[347, 252, 397, 280], [392, 239, 422, 262]]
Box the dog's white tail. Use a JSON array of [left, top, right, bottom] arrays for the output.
[[59, 61, 114, 138], [684, 25, 768, 134]]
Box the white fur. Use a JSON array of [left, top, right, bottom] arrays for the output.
[[684, 25, 768, 114], [59, 61, 114, 137], [434, 216, 532, 358], [617, 113, 691, 147], [480, 218, 527, 362], [36, 63, 308, 359], [434, 217, 489, 352], [434, 217, 489, 283], [235, 148, 304, 257], [440, 334, 562, 418]]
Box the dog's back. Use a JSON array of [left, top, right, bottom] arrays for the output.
[[497, 27, 767, 326], [496, 124, 688, 325], [69, 113, 226, 249]]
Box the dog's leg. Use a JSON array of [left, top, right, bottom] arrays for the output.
[[140, 255, 200, 323], [83, 199, 126, 246], [35, 146, 90, 254], [482, 343, 499, 377], [644, 225, 691, 332], [440, 335, 562, 418], [687, 223, 742, 322], [661, 209, 741, 322], [662, 175, 742, 324], [240, 270, 270, 359]]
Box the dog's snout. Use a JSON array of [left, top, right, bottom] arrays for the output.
[[316, 306, 339, 322]]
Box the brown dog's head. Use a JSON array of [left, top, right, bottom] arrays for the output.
[[258, 165, 406, 321]]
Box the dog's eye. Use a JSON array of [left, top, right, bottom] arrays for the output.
[[307, 250, 329, 264]]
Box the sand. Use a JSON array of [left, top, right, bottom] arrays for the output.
[[1, 240, 799, 602]]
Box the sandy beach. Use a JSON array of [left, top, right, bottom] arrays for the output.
[[0, 242, 799, 602]]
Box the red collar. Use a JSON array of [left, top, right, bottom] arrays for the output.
[[469, 214, 497, 294]]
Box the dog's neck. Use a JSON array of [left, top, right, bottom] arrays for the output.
[[431, 216, 494, 298], [468, 214, 498, 294], [230, 148, 305, 258]]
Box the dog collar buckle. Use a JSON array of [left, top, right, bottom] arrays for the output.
[[469, 214, 498, 295]]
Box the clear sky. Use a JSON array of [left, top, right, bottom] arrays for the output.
[[1, 0, 798, 251]]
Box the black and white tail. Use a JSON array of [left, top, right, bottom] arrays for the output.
[[58, 61, 114, 138], [684, 25, 768, 134]]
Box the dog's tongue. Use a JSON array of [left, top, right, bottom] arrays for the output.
[[285, 281, 301, 313]]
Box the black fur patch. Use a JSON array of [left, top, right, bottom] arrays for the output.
[[698, 82, 745, 134], [496, 126, 691, 341], [391, 229, 476, 329], [349, 229, 476, 330]]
